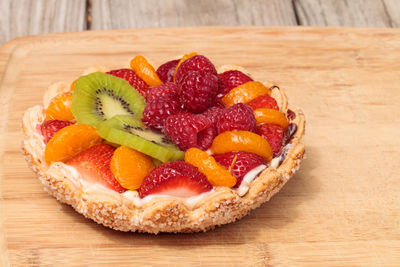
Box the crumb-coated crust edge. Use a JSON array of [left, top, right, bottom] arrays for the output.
[[22, 70, 305, 234]]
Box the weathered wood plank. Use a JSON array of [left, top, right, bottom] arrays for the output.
[[294, 0, 392, 27], [383, 0, 400, 27], [0, 0, 87, 46], [90, 0, 297, 30]]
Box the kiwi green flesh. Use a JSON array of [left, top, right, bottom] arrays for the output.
[[97, 115, 184, 162], [71, 72, 146, 128]]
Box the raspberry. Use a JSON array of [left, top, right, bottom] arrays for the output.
[[178, 70, 218, 113], [139, 161, 212, 198], [217, 70, 253, 98], [40, 120, 73, 143], [145, 82, 179, 102], [141, 94, 184, 130], [216, 103, 256, 134], [256, 123, 284, 156], [156, 59, 179, 83], [213, 151, 265, 187], [175, 55, 217, 84], [107, 69, 149, 97], [247, 94, 279, 110], [213, 98, 226, 109], [164, 113, 214, 151], [201, 106, 224, 126]]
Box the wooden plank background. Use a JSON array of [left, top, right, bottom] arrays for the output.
[[1, 0, 400, 45]]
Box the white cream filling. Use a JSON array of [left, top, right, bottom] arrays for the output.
[[121, 189, 214, 210], [270, 144, 293, 169], [235, 165, 267, 197]]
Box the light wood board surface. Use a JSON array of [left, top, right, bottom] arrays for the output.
[[0, 27, 399, 266]]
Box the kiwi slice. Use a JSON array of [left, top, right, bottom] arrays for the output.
[[98, 115, 184, 162], [71, 72, 146, 128]]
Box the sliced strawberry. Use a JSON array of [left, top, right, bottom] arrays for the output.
[[217, 70, 253, 98], [40, 120, 73, 143], [66, 144, 126, 193], [247, 94, 279, 110], [139, 161, 212, 198], [213, 151, 265, 187], [107, 69, 149, 97], [256, 123, 284, 156]]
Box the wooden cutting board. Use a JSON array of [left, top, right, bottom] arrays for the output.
[[1, 27, 399, 266]]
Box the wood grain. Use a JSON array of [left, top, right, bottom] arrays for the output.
[[383, 0, 400, 27], [294, 0, 392, 27], [0, 0, 86, 45], [1, 27, 400, 266], [90, 0, 297, 29]]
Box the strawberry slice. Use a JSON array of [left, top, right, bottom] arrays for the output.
[[66, 144, 126, 193], [213, 151, 265, 187], [107, 69, 149, 97], [40, 120, 73, 143], [256, 123, 284, 156], [138, 161, 212, 198]]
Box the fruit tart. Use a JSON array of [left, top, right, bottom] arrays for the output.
[[22, 53, 305, 233]]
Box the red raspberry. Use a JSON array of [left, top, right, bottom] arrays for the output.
[[213, 98, 226, 109], [178, 70, 218, 113], [40, 120, 73, 143], [217, 70, 253, 98], [201, 106, 224, 126], [141, 95, 184, 130], [216, 103, 256, 134], [175, 55, 217, 84], [156, 59, 179, 83], [139, 161, 212, 198], [213, 151, 265, 187], [164, 113, 215, 151], [256, 123, 284, 156], [247, 94, 279, 110], [107, 69, 149, 97], [145, 82, 179, 102]]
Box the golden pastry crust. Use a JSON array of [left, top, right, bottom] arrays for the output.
[[22, 67, 305, 234]]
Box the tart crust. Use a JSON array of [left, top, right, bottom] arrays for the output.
[[22, 66, 305, 234]]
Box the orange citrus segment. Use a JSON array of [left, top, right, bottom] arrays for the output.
[[130, 55, 162, 87], [70, 80, 77, 91], [254, 108, 289, 129], [45, 92, 75, 121], [110, 146, 155, 190], [221, 81, 270, 107], [210, 131, 273, 162], [173, 52, 198, 81], [185, 148, 236, 187], [45, 124, 102, 165]]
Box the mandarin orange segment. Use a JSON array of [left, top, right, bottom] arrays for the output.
[[70, 80, 77, 91], [44, 124, 102, 165], [110, 146, 155, 190], [221, 81, 270, 108], [130, 55, 162, 87], [210, 130, 273, 162], [45, 92, 75, 121], [185, 148, 236, 187], [173, 52, 198, 81], [254, 108, 289, 129]]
